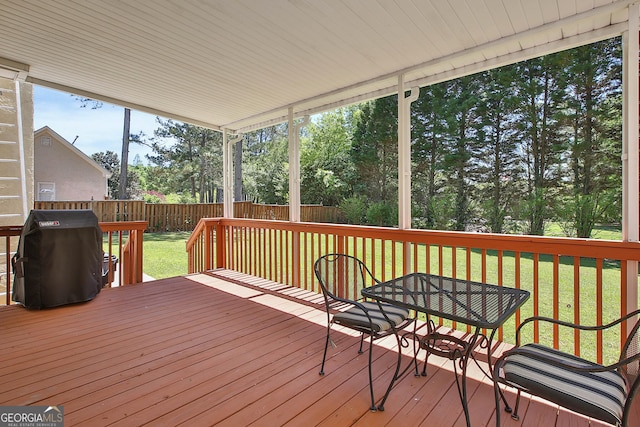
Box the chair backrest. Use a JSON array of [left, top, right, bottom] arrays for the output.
[[620, 315, 640, 423], [313, 254, 379, 304], [620, 316, 640, 387]]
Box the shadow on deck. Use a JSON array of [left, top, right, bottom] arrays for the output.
[[0, 270, 609, 426]]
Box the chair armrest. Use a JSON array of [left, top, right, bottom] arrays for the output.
[[515, 309, 640, 346], [329, 293, 370, 312]]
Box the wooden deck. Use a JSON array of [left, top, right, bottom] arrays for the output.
[[0, 270, 611, 427]]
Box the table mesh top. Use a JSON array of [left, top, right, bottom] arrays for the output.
[[361, 273, 530, 329]]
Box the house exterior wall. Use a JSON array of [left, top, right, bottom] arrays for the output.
[[34, 128, 108, 201], [0, 78, 33, 227], [20, 82, 34, 212]]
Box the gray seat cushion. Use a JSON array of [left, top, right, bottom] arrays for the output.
[[333, 301, 409, 333], [502, 343, 627, 425]]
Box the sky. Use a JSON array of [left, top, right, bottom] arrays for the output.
[[33, 85, 166, 164]]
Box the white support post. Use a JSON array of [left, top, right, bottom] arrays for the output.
[[397, 76, 419, 230], [222, 128, 233, 218], [622, 2, 639, 317], [398, 75, 419, 273], [231, 133, 244, 202], [288, 108, 308, 223], [288, 109, 308, 287], [288, 108, 299, 222]]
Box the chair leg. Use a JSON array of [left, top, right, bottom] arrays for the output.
[[511, 390, 521, 421], [412, 323, 420, 377], [494, 382, 500, 426], [319, 326, 330, 376], [358, 333, 365, 354], [494, 376, 507, 426], [366, 333, 376, 411], [422, 318, 435, 376], [421, 345, 430, 376]]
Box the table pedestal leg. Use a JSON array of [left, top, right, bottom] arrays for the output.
[[420, 328, 484, 427]]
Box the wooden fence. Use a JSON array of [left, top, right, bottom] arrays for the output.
[[34, 200, 146, 223], [33, 200, 343, 232]]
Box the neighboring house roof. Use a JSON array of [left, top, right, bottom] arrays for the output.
[[34, 126, 112, 179], [0, 1, 634, 133]]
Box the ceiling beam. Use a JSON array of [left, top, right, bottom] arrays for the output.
[[0, 56, 29, 81], [232, 13, 630, 134]]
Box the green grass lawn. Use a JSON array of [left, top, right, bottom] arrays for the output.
[[544, 223, 622, 240], [143, 231, 191, 279], [143, 224, 624, 279]]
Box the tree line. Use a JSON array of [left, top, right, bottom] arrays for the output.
[[93, 37, 622, 238]]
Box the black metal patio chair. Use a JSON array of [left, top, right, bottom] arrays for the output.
[[314, 253, 415, 411], [493, 309, 640, 426]]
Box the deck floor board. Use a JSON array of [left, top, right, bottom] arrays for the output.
[[0, 270, 604, 426]]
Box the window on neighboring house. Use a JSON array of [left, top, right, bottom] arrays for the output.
[[37, 182, 55, 201], [41, 136, 51, 146]]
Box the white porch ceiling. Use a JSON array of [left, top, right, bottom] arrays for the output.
[[0, 0, 634, 133]]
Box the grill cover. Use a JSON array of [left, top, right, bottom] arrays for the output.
[[12, 210, 103, 309]]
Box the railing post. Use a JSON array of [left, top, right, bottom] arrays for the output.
[[292, 230, 300, 287], [215, 220, 225, 269], [204, 221, 212, 271], [122, 239, 132, 285], [5, 234, 11, 305], [115, 222, 146, 285], [133, 228, 143, 283]]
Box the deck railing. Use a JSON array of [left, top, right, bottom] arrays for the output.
[[0, 226, 21, 305], [187, 217, 640, 364], [0, 221, 147, 305], [99, 221, 147, 286]]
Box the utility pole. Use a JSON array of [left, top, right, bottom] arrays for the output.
[[118, 108, 131, 199]]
